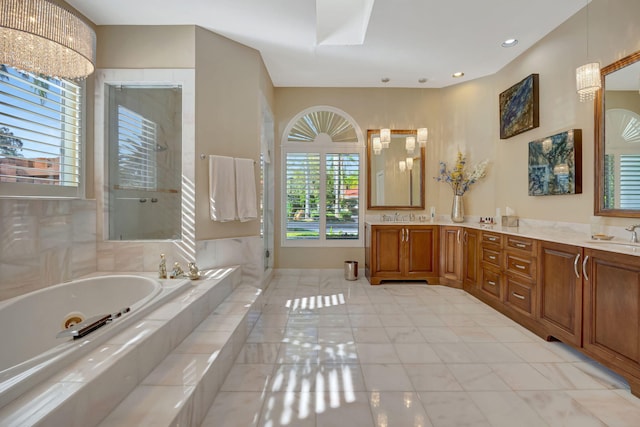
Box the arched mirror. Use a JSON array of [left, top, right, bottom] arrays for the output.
[[595, 50, 640, 217], [367, 129, 425, 209]]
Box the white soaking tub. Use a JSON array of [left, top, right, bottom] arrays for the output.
[[0, 274, 191, 409]]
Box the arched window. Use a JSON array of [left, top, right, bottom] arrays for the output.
[[282, 106, 364, 246]]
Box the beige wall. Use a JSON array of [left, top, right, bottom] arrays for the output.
[[194, 27, 273, 240], [273, 0, 640, 268], [274, 88, 441, 268]]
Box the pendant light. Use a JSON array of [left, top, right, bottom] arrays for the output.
[[575, 0, 601, 102]]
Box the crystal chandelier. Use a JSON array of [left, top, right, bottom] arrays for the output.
[[0, 0, 96, 80]]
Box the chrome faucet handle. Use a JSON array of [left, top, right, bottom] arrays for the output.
[[625, 224, 640, 231]]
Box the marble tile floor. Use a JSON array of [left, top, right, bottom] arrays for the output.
[[202, 269, 640, 427]]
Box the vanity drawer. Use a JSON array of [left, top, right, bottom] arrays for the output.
[[481, 247, 501, 267], [482, 232, 502, 246], [505, 252, 535, 280], [506, 236, 536, 254], [480, 267, 501, 299], [505, 277, 533, 315]]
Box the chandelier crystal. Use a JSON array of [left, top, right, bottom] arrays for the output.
[[0, 0, 96, 80], [576, 62, 601, 102]]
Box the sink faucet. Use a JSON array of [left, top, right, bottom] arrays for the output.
[[626, 224, 640, 242]]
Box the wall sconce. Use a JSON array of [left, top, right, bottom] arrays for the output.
[[0, 0, 96, 80], [399, 160, 406, 172], [372, 136, 382, 155], [406, 157, 414, 170], [380, 128, 391, 148], [405, 136, 416, 154], [417, 128, 428, 147]]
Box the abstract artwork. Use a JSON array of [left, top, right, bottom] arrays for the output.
[[528, 129, 582, 196], [500, 74, 539, 139]]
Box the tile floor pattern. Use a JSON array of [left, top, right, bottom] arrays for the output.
[[202, 270, 640, 426]]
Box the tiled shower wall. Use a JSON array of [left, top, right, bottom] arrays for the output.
[[0, 198, 97, 301]]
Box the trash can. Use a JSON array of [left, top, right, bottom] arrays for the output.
[[344, 261, 358, 281]]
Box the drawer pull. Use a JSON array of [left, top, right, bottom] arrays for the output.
[[512, 292, 525, 300], [514, 264, 526, 270], [487, 280, 496, 286], [489, 255, 496, 260], [488, 237, 498, 242], [515, 243, 526, 248]]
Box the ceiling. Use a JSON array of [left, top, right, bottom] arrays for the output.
[[67, 0, 589, 88]]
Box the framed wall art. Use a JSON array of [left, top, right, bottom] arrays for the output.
[[528, 129, 582, 196], [499, 73, 539, 139]]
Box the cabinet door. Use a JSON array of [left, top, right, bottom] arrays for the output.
[[405, 226, 438, 279], [371, 226, 403, 278], [463, 228, 479, 292], [584, 249, 640, 375], [440, 226, 463, 286], [537, 241, 583, 346]]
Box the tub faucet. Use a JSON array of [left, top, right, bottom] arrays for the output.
[[171, 262, 185, 278], [625, 224, 640, 243]]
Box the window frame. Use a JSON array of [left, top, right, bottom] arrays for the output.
[[0, 66, 86, 199], [281, 106, 364, 248]]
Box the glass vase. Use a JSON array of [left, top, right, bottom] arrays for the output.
[[451, 194, 464, 223]]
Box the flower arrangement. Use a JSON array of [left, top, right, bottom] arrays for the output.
[[435, 151, 489, 196]]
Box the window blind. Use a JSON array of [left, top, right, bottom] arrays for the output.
[[285, 152, 320, 240], [620, 154, 640, 209], [116, 105, 158, 191], [0, 65, 81, 188], [325, 153, 359, 239]]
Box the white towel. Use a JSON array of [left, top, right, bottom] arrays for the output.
[[235, 157, 257, 222], [209, 155, 237, 222]]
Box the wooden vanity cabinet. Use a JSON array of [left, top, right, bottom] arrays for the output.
[[462, 228, 480, 293], [479, 231, 503, 302], [365, 224, 439, 285], [439, 226, 463, 288], [537, 241, 583, 347], [503, 236, 537, 318], [583, 248, 640, 393]]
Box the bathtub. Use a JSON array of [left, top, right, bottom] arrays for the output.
[[0, 274, 192, 409]]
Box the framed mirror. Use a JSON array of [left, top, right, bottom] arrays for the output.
[[595, 50, 640, 217], [367, 129, 425, 209]]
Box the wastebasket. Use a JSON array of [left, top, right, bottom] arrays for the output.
[[344, 261, 358, 281]]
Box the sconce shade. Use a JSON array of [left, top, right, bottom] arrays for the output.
[[406, 157, 413, 170], [0, 0, 96, 80], [380, 128, 391, 148], [372, 136, 382, 154], [417, 128, 428, 147], [405, 136, 416, 154], [399, 160, 406, 172], [576, 62, 601, 102]]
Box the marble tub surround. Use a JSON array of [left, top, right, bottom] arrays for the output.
[[0, 267, 245, 426], [197, 236, 266, 288], [203, 269, 640, 427], [0, 198, 97, 302]]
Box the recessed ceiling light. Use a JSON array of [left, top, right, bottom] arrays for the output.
[[418, 78, 428, 84], [381, 77, 390, 83], [501, 38, 518, 48], [452, 72, 464, 78]]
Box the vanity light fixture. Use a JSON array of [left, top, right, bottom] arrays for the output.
[[417, 128, 428, 147], [399, 160, 406, 172], [372, 136, 382, 154], [0, 0, 96, 79], [406, 157, 414, 171], [576, 0, 601, 102], [501, 38, 518, 48], [380, 128, 391, 148], [452, 72, 464, 78], [405, 136, 416, 154]]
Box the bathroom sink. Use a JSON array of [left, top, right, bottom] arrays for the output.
[[586, 240, 640, 249]]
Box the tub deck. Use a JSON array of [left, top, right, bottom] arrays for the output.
[[0, 266, 263, 427]]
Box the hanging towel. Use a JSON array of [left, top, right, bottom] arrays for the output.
[[235, 157, 258, 222], [209, 155, 237, 222]]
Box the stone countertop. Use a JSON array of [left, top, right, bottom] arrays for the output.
[[366, 218, 640, 257]]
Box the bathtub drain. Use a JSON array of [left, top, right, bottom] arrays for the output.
[[63, 312, 85, 329]]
